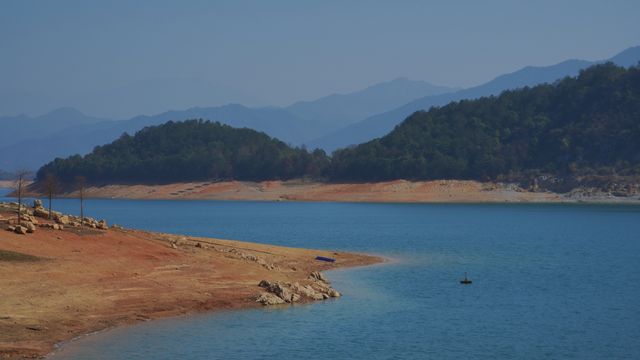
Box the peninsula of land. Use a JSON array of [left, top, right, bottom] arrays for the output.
[[0, 202, 381, 359]]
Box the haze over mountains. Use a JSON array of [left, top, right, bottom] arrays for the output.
[[309, 45, 640, 151], [36, 63, 640, 187], [286, 78, 458, 134], [0, 78, 457, 171], [1, 45, 639, 173], [0, 107, 109, 150]]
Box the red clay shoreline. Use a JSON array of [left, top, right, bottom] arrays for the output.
[[47, 257, 390, 359], [16, 179, 639, 204], [0, 202, 383, 359]]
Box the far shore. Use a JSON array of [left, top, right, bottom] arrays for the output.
[[0, 180, 26, 189], [15, 179, 640, 204], [0, 202, 382, 359]]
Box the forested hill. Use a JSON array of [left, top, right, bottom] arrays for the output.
[[329, 63, 640, 182], [36, 120, 330, 183], [36, 64, 640, 187]]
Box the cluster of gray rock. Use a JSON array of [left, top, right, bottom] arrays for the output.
[[530, 175, 640, 197], [167, 236, 280, 271], [227, 247, 280, 271], [255, 271, 341, 306], [566, 184, 640, 200], [6, 220, 37, 235], [3, 199, 110, 234], [4, 201, 49, 234]]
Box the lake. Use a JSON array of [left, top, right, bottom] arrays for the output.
[[2, 189, 639, 359]]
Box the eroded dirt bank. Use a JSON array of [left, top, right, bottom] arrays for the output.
[[25, 179, 640, 203]]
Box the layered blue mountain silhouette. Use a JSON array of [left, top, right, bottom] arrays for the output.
[[0, 79, 456, 171], [309, 46, 640, 152], [0, 45, 638, 172]]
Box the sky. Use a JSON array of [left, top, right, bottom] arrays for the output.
[[1, 0, 639, 118]]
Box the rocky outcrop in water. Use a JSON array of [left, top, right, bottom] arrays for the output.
[[309, 271, 327, 282], [256, 272, 341, 306], [255, 292, 286, 305]]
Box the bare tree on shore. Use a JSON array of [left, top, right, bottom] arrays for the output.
[[75, 176, 86, 228], [13, 170, 30, 226], [43, 173, 59, 219]]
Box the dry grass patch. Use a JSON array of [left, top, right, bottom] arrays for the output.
[[0, 249, 41, 262]]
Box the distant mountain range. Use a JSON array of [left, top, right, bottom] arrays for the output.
[[0, 107, 110, 150], [34, 63, 640, 189], [0, 78, 457, 171], [308, 46, 640, 151], [1, 45, 638, 172], [286, 77, 458, 134], [0, 104, 305, 171]]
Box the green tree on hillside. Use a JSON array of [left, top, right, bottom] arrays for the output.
[[37, 120, 330, 184], [329, 63, 640, 182]]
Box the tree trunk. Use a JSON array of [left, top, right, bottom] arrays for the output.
[[80, 191, 84, 228], [17, 185, 21, 226], [48, 192, 52, 219]]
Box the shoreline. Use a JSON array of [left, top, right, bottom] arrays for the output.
[[0, 203, 383, 359], [49, 255, 393, 359], [17, 179, 640, 204]]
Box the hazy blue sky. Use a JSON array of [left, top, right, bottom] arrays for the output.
[[1, 0, 638, 118]]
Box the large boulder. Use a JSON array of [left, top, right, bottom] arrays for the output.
[[82, 217, 98, 228], [255, 293, 286, 305], [54, 215, 70, 225], [272, 283, 294, 302], [33, 199, 43, 209], [24, 221, 36, 233], [34, 207, 49, 219], [14, 225, 27, 235], [20, 214, 38, 224], [308, 275, 341, 298], [290, 282, 325, 300], [309, 271, 328, 283], [97, 220, 108, 230], [258, 280, 296, 303]]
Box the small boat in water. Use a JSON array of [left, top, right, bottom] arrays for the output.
[[315, 256, 336, 263], [460, 272, 472, 285]]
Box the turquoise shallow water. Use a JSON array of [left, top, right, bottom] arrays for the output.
[[2, 189, 639, 359]]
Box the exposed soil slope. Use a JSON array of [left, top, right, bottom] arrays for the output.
[[0, 206, 380, 359], [27, 179, 639, 203]]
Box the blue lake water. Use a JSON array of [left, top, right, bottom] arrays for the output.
[[2, 189, 640, 359]]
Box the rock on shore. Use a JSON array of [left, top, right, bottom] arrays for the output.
[[2, 200, 109, 234], [256, 272, 341, 306]]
